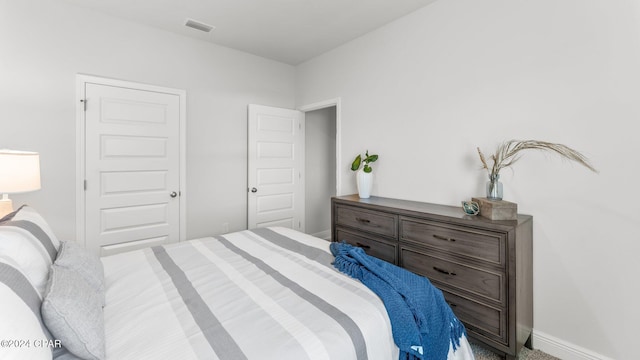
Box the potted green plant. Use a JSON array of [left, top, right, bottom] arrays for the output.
[[351, 150, 378, 198]]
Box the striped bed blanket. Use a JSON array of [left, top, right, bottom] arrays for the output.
[[101, 227, 474, 360]]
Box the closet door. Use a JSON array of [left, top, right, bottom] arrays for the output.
[[78, 76, 185, 256]]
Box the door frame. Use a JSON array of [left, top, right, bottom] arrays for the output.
[[75, 74, 187, 247], [298, 97, 342, 197]]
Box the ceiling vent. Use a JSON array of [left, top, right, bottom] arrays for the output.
[[185, 18, 215, 33]]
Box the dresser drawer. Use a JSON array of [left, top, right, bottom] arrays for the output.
[[336, 228, 397, 264], [335, 205, 397, 238], [400, 218, 506, 267], [400, 246, 504, 304], [441, 290, 507, 346]]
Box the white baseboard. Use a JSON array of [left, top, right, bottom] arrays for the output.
[[311, 229, 331, 240], [532, 330, 614, 360]]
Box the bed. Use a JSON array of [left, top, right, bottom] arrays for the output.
[[0, 205, 474, 360]]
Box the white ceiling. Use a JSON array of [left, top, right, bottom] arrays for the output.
[[62, 0, 438, 65]]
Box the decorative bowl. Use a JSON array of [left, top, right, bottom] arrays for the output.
[[461, 201, 480, 216]]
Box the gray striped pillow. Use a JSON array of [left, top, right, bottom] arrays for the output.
[[0, 205, 61, 297], [0, 257, 54, 360]]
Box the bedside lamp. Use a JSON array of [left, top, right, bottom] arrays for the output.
[[0, 150, 41, 218]]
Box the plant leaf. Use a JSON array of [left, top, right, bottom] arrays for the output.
[[364, 165, 372, 173], [351, 154, 362, 171], [365, 154, 378, 163]]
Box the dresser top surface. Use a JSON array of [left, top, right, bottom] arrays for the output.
[[333, 194, 532, 226]]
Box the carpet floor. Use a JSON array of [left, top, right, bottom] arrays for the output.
[[470, 342, 560, 360]]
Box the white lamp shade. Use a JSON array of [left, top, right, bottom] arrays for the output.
[[0, 150, 41, 194]]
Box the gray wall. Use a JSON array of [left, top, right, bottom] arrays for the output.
[[296, 0, 640, 358], [0, 0, 296, 241]]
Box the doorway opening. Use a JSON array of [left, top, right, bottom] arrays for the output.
[[246, 99, 341, 236], [300, 99, 340, 239]]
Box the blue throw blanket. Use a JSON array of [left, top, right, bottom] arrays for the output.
[[330, 242, 466, 360]]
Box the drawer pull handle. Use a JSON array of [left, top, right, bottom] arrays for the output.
[[433, 234, 455, 242], [355, 242, 371, 249], [355, 217, 371, 224], [433, 266, 456, 276]]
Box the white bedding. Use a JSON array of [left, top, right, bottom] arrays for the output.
[[101, 227, 474, 360]]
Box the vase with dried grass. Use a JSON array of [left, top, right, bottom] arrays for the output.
[[477, 140, 598, 200]]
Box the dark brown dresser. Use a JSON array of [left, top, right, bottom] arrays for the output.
[[331, 194, 533, 360]]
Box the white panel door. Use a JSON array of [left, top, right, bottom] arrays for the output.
[[83, 81, 182, 256], [248, 105, 304, 230]]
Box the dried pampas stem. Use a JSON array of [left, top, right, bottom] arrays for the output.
[[477, 140, 598, 178]]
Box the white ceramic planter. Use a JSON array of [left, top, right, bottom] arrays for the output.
[[356, 170, 373, 198]]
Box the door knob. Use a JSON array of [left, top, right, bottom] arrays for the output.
[[250, 187, 257, 193], [170, 191, 178, 198]]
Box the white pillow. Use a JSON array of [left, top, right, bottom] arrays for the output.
[[42, 265, 105, 360], [0, 205, 61, 250], [0, 205, 61, 296], [0, 257, 54, 360]]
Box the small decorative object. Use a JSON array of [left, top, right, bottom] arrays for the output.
[[461, 201, 480, 216], [472, 197, 518, 220], [351, 150, 379, 199], [477, 140, 598, 200]]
